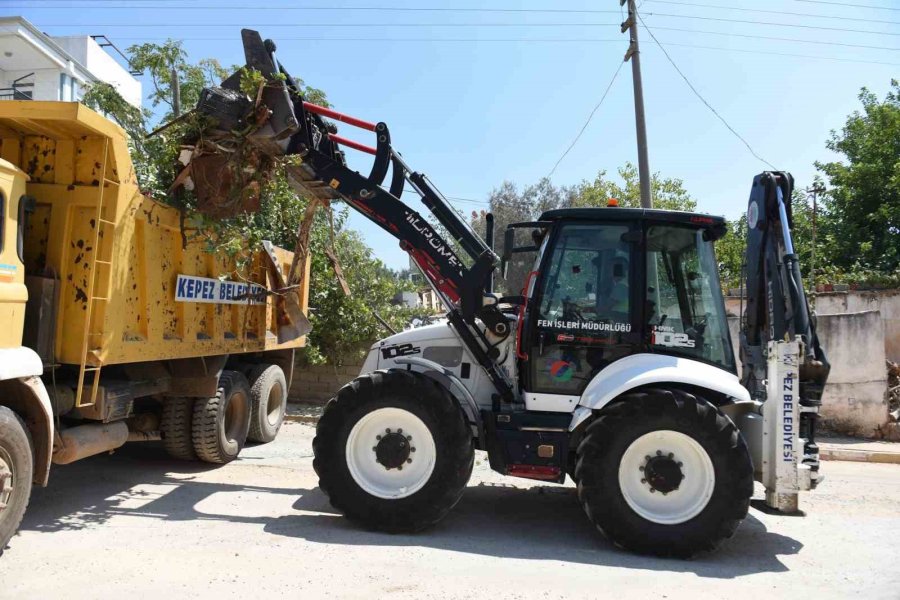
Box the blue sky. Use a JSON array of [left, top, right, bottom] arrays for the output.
[[11, 0, 899, 269]]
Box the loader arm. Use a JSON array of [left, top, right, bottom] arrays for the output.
[[195, 29, 515, 402]]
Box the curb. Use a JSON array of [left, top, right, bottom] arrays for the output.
[[819, 447, 900, 464]]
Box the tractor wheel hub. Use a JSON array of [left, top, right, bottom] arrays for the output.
[[375, 431, 412, 470], [643, 453, 684, 494]]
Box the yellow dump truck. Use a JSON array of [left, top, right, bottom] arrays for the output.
[[0, 101, 310, 551]]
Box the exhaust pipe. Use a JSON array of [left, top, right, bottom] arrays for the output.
[[52, 422, 129, 465]]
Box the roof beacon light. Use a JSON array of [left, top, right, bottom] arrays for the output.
[[607, 198, 619, 207]]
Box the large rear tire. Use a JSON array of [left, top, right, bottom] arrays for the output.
[[161, 397, 196, 460], [575, 388, 753, 557], [247, 364, 287, 444], [0, 406, 33, 555], [192, 371, 251, 464], [313, 370, 473, 533]]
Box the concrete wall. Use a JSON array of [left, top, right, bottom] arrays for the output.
[[726, 289, 900, 362], [728, 310, 889, 437], [813, 290, 900, 362], [289, 361, 365, 404]]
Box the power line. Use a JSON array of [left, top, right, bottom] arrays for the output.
[[649, 25, 900, 52], [92, 35, 900, 66], [401, 190, 487, 205], [794, 0, 900, 11], [638, 15, 777, 170], [9, 3, 622, 12], [32, 22, 627, 27], [644, 11, 900, 36], [643, 0, 900, 25], [31, 15, 900, 36], [548, 60, 625, 178]]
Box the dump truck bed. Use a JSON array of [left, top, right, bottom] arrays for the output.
[[0, 101, 308, 367]]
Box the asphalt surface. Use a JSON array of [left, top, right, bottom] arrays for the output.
[[2, 414, 899, 600]]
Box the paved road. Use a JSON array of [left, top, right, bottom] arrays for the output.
[[2, 416, 899, 599]]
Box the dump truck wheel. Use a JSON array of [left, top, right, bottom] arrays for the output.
[[161, 397, 196, 460], [247, 364, 287, 444], [313, 370, 473, 533], [0, 406, 33, 554], [575, 388, 753, 558], [192, 371, 251, 464]]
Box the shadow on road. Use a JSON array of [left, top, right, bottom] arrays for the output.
[[19, 442, 800, 578]]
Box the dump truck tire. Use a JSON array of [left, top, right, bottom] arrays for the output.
[[313, 370, 473, 533], [192, 371, 251, 464], [161, 397, 196, 460], [0, 406, 33, 555], [575, 387, 753, 558], [247, 364, 287, 444]]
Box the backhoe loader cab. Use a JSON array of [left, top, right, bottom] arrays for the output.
[[195, 30, 825, 557]]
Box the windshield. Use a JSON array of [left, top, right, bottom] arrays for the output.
[[645, 224, 735, 373]]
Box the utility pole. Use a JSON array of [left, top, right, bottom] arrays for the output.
[[621, 0, 652, 208], [805, 181, 826, 291]]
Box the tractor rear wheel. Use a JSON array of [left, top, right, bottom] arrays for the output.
[[575, 388, 753, 557], [313, 370, 473, 532]]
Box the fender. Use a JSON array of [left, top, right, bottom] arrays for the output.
[[570, 353, 750, 431], [392, 356, 483, 438], [0, 347, 55, 485]]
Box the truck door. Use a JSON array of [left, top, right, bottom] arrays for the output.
[[523, 221, 640, 401]]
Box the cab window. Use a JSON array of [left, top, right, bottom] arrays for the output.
[[529, 223, 636, 395], [645, 225, 735, 372]]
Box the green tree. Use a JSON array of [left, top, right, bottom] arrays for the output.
[[471, 178, 577, 294], [571, 162, 697, 212], [816, 81, 900, 273]]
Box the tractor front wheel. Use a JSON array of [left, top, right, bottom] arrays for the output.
[[575, 388, 753, 557], [313, 370, 473, 532]]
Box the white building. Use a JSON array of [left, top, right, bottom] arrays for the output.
[[0, 16, 141, 107]]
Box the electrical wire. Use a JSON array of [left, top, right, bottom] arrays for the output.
[[642, 0, 900, 25], [29, 15, 900, 37], [794, 0, 900, 11], [649, 25, 900, 52], [548, 60, 625, 178], [638, 14, 778, 170], [6, 2, 622, 12], [643, 11, 900, 36], [93, 35, 900, 66]]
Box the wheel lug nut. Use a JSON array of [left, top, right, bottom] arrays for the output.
[[411, 447, 416, 452], [397, 428, 403, 434], [645, 455, 651, 461], [639, 466, 644, 471], [406, 435, 412, 441], [385, 428, 391, 434], [677, 462, 683, 467], [662, 491, 668, 496], [649, 488, 656, 493], [397, 465, 403, 471], [406, 458, 412, 464], [668, 453, 674, 459], [641, 478, 647, 484], [656, 450, 662, 456], [376, 435, 382, 441], [372, 447, 377, 452]]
